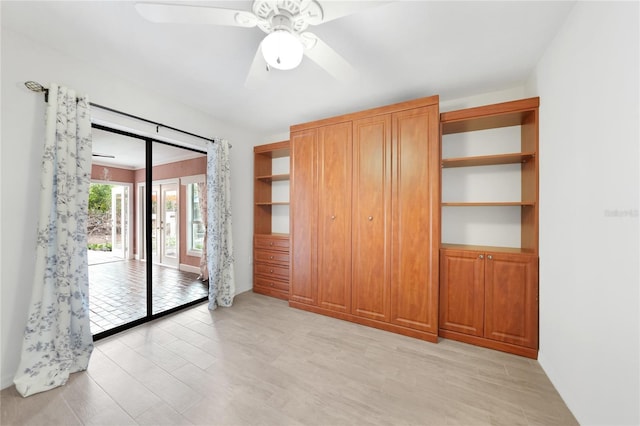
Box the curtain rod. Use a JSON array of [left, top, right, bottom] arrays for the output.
[[24, 81, 219, 144]]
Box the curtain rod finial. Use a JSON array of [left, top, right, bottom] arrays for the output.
[[24, 81, 46, 93]]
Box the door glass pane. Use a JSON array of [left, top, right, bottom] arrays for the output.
[[151, 188, 158, 261], [88, 129, 146, 336], [108, 185, 129, 259], [152, 141, 208, 315], [163, 188, 177, 259]]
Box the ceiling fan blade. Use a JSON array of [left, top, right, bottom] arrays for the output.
[[301, 32, 357, 82], [244, 43, 269, 89], [316, 1, 392, 24], [135, 2, 258, 27], [92, 153, 116, 159]]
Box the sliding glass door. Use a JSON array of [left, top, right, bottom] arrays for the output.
[[88, 128, 147, 336], [89, 124, 208, 339], [151, 141, 208, 315]]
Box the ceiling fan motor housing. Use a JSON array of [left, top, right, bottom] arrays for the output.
[[252, 0, 323, 34]]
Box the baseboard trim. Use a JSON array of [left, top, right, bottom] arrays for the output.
[[179, 263, 200, 274], [1, 373, 14, 391], [289, 301, 438, 343], [439, 328, 538, 359]]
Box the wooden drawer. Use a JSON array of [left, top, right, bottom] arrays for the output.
[[254, 249, 289, 266], [254, 235, 290, 252], [255, 262, 289, 280], [254, 276, 289, 292]]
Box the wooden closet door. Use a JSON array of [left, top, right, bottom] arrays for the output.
[[484, 253, 538, 349], [351, 115, 391, 321], [389, 105, 439, 334], [317, 123, 352, 313], [290, 129, 317, 305], [439, 249, 485, 336]]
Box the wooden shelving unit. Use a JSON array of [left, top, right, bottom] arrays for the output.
[[255, 201, 290, 206], [439, 97, 540, 359], [442, 152, 535, 168], [254, 141, 290, 235], [253, 141, 290, 300], [440, 97, 539, 252], [256, 173, 290, 182], [441, 202, 536, 207], [440, 243, 536, 255]]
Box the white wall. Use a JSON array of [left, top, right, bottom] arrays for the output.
[[527, 2, 639, 425], [1, 27, 262, 389]]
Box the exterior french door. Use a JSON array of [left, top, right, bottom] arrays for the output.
[[110, 184, 130, 259], [151, 182, 179, 268]]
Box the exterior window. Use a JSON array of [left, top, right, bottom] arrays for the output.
[[187, 183, 204, 254]]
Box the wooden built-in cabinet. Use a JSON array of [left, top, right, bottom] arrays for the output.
[[290, 95, 440, 342], [439, 97, 540, 358], [351, 114, 391, 322], [440, 247, 538, 358], [289, 122, 354, 312], [253, 141, 290, 300], [316, 122, 353, 313]]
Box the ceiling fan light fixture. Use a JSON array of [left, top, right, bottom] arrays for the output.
[[261, 30, 303, 71]]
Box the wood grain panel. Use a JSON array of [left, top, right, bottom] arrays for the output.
[[255, 263, 289, 280], [254, 234, 290, 251], [254, 249, 289, 266], [290, 129, 317, 305], [351, 115, 391, 321], [439, 249, 484, 336], [317, 122, 352, 313], [290, 95, 439, 133], [254, 151, 273, 234], [253, 276, 289, 300], [390, 105, 439, 334], [484, 253, 538, 348], [440, 97, 539, 134], [521, 109, 539, 253]]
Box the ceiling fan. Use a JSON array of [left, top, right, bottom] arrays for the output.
[[92, 153, 115, 159], [135, 0, 386, 87]]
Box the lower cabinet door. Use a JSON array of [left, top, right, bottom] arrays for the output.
[[439, 249, 485, 337], [484, 253, 539, 349]]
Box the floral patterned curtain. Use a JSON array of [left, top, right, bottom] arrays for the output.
[[206, 139, 235, 309], [13, 84, 94, 397], [197, 181, 208, 281]]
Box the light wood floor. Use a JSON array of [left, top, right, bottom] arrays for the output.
[[1, 291, 577, 425]]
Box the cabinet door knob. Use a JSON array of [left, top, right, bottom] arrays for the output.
[[331, 215, 336, 221], [479, 254, 484, 260], [269, 242, 273, 246], [270, 269, 274, 273], [368, 216, 373, 221], [269, 255, 274, 259], [487, 255, 493, 260]]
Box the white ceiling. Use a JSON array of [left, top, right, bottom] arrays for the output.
[[4, 0, 575, 138]]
